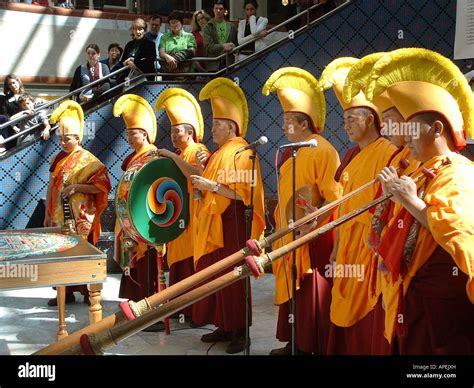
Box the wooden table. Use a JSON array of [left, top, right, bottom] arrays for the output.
[[0, 227, 107, 340]]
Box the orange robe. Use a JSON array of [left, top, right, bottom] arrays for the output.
[[193, 137, 265, 262], [331, 137, 396, 325], [272, 133, 342, 353], [48, 148, 111, 245], [191, 137, 265, 331], [328, 137, 396, 354], [379, 153, 474, 354], [272, 134, 342, 302]]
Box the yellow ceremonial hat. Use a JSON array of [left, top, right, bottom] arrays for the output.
[[320, 57, 382, 124], [155, 88, 204, 142], [366, 48, 474, 150], [50, 100, 84, 142], [342, 52, 395, 113], [199, 77, 248, 137], [113, 94, 157, 143], [262, 67, 325, 133]]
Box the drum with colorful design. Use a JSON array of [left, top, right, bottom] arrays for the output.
[[115, 156, 189, 246]]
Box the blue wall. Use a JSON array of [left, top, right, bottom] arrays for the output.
[[1, 0, 468, 230]]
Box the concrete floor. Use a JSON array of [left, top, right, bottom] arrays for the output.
[[0, 273, 282, 356]]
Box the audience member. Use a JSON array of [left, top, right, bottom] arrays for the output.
[[237, 0, 268, 61], [120, 18, 157, 81], [100, 43, 123, 87], [144, 15, 163, 71], [159, 11, 197, 75], [2, 74, 26, 116], [203, 0, 238, 71], [70, 44, 111, 109], [0, 74, 27, 151], [191, 10, 211, 73], [9, 93, 51, 145]]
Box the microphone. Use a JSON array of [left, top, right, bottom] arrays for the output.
[[279, 139, 318, 149], [235, 135, 268, 154]]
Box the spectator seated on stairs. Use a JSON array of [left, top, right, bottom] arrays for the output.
[[9, 94, 51, 146]]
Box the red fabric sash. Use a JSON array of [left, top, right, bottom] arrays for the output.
[[379, 208, 414, 282]]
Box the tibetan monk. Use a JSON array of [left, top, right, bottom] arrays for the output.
[[113, 94, 162, 303], [155, 88, 210, 320], [190, 77, 265, 354], [262, 67, 342, 355], [368, 48, 474, 354], [45, 100, 111, 306], [319, 57, 397, 354]]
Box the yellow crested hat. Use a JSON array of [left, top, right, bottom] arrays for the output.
[[366, 48, 474, 150], [113, 94, 157, 143], [155, 88, 204, 142], [50, 100, 84, 142], [199, 77, 248, 137], [342, 52, 395, 113], [320, 57, 382, 124], [262, 67, 325, 133]]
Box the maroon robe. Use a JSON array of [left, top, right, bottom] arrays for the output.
[[396, 245, 474, 355], [275, 213, 335, 354], [169, 257, 195, 318], [118, 245, 159, 302], [192, 200, 250, 332]]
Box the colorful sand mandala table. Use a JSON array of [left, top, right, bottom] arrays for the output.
[[0, 232, 79, 261]]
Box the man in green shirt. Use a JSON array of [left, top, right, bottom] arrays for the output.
[[203, 0, 238, 71]]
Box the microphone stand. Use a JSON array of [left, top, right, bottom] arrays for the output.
[[243, 147, 257, 355], [291, 147, 297, 356]]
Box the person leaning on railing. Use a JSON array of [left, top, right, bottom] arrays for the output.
[[9, 93, 51, 146], [203, 0, 238, 72], [70, 44, 111, 110], [100, 43, 123, 87], [119, 18, 156, 83], [159, 11, 197, 75], [0, 74, 27, 152], [237, 0, 268, 62]]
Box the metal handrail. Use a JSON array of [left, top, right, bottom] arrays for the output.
[[217, 0, 352, 76], [0, 70, 146, 147], [0, 66, 130, 131]]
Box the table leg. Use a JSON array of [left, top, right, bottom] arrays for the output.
[[56, 286, 68, 340], [87, 283, 103, 324]]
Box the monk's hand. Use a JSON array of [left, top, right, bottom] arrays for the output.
[[190, 175, 215, 192], [157, 148, 175, 159], [378, 166, 399, 201], [195, 149, 208, 169], [62, 184, 77, 199], [388, 175, 418, 205]]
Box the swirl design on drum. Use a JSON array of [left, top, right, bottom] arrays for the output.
[[146, 178, 184, 227]]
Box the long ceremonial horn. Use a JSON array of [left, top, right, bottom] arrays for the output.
[[60, 165, 435, 356], [34, 158, 410, 355]]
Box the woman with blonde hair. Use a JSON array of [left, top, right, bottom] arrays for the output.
[[191, 10, 211, 73]]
